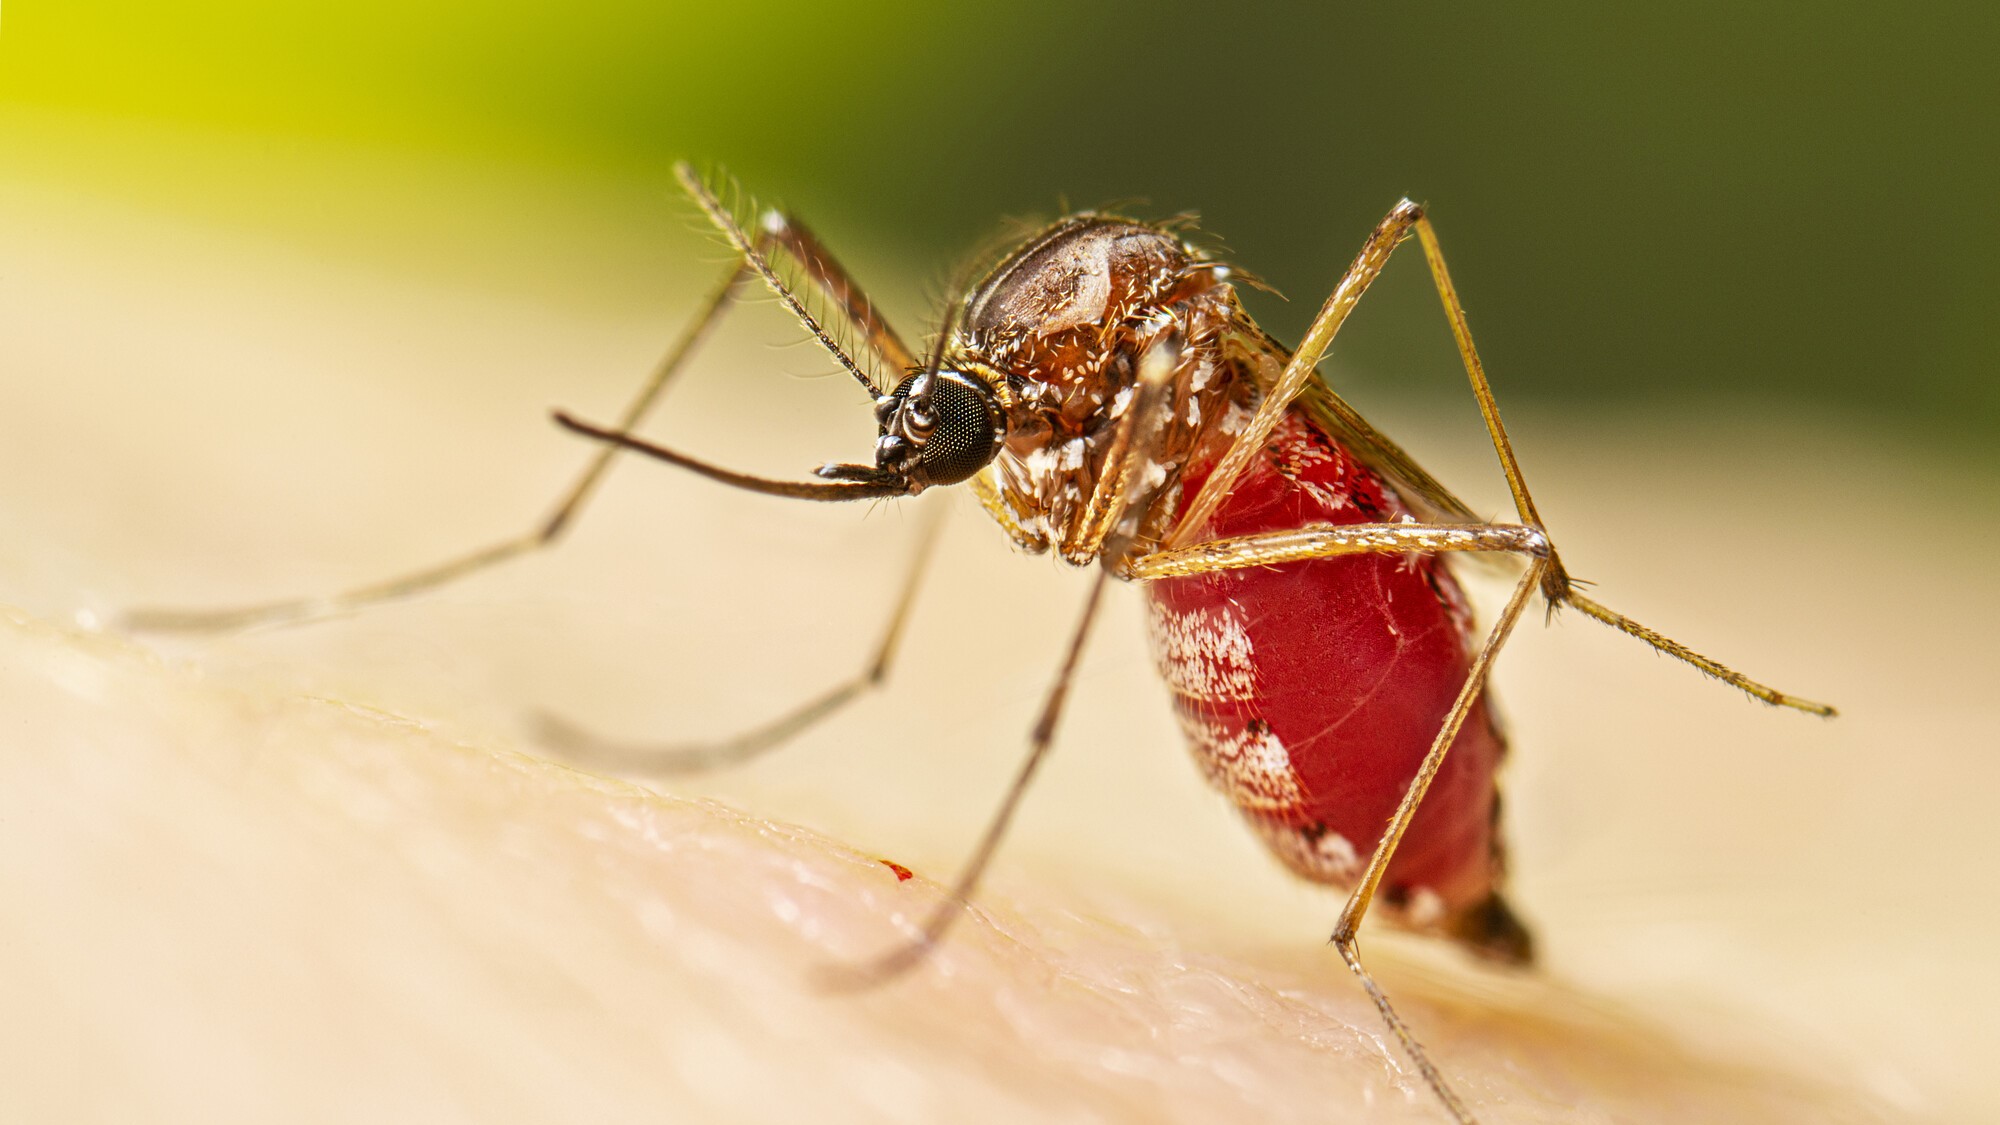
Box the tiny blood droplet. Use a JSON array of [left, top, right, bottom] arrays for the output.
[[880, 860, 914, 882]]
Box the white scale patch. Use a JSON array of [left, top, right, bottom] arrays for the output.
[[1280, 431, 1337, 470], [1148, 601, 1257, 702], [1173, 711, 1303, 810], [1246, 818, 1364, 885], [1150, 601, 1306, 811], [1057, 436, 1087, 470], [1219, 401, 1251, 435], [1300, 480, 1353, 513], [1404, 887, 1448, 928], [1315, 830, 1360, 873]]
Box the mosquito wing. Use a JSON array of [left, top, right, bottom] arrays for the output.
[[1296, 379, 1478, 524], [1214, 319, 1518, 576], [1225, 321, 1478, 521], [1304, 380, 1533, 581]]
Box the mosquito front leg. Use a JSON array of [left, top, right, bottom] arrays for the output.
[[123, 173, 914, 634], [534, 507, 945, 776], [819, 336, 1185, 989], [967, 468, 1047, 554], [1341, 559, 1543, 1125]]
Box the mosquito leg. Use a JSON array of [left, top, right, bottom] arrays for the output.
[[1165, 199, 1538, 557], [1562, 590, 1834, 714], [1333, 558, 1545, 1125], [1126, 521, 1550, 580], [675, 163, 915, 391], [118, 258, 755, 633], [818, 336, 1185, 989], [1122, 523, 1827, 727], [1134, 520, 1820, 809], [533, 507, 946, 776], [1406, 216, 1834, 716], [1167, 201, 1425, 548], [754, 202, 918, 374], [124, 171, 915, 635], [1403, 214, 1566, 595], [1126, 514, 1549, 1118], [1170, 200, 1830, 714], [815, 564, 1114, 991], [1138, 521, 1548, 1121], [968, 468, 1047, 554]]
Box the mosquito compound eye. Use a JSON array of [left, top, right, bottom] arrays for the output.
[[915, 371, 1005, 484], [881, 369, 1004, 486]]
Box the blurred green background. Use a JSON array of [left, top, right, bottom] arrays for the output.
[[1, 0, 1994, 447]]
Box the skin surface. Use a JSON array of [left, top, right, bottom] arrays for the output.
[[3, 129, 1996, 1123]]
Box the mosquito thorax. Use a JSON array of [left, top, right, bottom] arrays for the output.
[[945, 215, 1255, 562], [868, 368, 1006, 488]]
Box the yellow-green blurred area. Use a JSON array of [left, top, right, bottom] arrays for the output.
[[3, 0, 1996, 445], [7, 7, 2000, 1123]]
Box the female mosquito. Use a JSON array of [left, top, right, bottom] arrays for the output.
[[128, 164, 1833, 1123]]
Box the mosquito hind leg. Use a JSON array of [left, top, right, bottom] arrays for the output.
[[1331, 558, 1546, 1125], [1561, 590, 1834, 713], [534, 507, 945, 776], [1129, 516, 1550, 1121], [1407, 215, 1834, 716], [1126, 521, 1550, 580], [1174, 197, 1831, 714]]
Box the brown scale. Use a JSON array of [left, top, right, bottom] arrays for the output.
[[949, 216, 1261, 564]]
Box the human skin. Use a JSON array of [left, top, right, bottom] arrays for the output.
[[2, 134, 1993, 1123]]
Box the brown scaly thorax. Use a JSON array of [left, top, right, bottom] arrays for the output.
[[947, 215, 1264, 565]]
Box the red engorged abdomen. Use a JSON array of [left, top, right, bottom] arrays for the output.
[[1145, 410, 1507, 922]]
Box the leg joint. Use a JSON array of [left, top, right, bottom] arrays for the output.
[[1519, 524, 1552, 559]]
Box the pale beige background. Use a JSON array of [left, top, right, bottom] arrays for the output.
[[2, 113, 1994, 1122]]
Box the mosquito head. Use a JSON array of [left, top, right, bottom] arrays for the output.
[[860, 368, 1006, 488]]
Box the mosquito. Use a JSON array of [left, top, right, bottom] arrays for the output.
[[127, 164, 1834, 1122]]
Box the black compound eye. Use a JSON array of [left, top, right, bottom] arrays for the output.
[[885, 369, 1003, 486]]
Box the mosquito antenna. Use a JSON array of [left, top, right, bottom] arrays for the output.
[[553, 411, 910, 501], [676, 163, 882, 395], [885, 255, 975, 423], [920, 285, 963, 381]]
